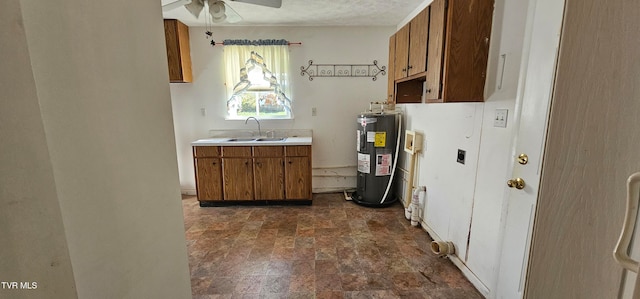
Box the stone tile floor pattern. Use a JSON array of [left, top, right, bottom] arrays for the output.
[[182, 193, 483, 298]]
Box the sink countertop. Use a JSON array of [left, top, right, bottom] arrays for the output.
[[191, 136, 312, 146], [192, 129, 312, 146]]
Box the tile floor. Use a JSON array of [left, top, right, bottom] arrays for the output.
[[182, 193, 482, 298]]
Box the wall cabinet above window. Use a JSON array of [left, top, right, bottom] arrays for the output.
[[163, 19, 192, 83], [391, 0, 494, 104]]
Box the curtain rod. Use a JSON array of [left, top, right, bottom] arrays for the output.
[[210, 41, 302, 46], [206, 36, 302, 46]]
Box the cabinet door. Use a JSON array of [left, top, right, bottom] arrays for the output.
[[195, 158, 222, 201], [222, 158, 254, 200], [425, 0, 446, 101], [163, 19, 192, 83], [408, 8, 429, 76], [388, 34, 396, 103], [394, 24, 410, 80], [441, 0, 493, 102], [285, 157, 311, 200], [254, 158, 284, 200]]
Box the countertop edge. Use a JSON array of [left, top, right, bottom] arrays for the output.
[[191, 137, 312, 147]]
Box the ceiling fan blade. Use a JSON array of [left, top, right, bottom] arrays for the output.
[[161, 0, 192, 12], [222, 2, 242, 23], [230, 0, 282, 8], [184, 0, 205, 18]]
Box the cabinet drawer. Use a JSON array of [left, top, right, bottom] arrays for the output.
[[193, 146, 220, 157], [285, 145, 311, 157], [253, 146, 284, 157], [222, 146, 252, 157]]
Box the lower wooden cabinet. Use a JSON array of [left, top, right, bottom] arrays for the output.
[[222, 158, 254, 200], [193, 145, 312, 203], [284, 145, 312, 200], [285, 156, 311, 200], [254, 157, 284, 199], [194, 158, 222, 201]]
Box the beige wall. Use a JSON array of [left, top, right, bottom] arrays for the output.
[[527, 0, 640, 297], [2, 0, 192, 298], [0, 1, 77, 298]]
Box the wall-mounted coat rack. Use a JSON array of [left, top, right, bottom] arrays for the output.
[[300, 60, 386, 81]]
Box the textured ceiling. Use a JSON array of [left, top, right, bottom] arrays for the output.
[[161, 0, 425, 27]]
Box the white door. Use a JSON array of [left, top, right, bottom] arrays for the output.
[[494, 0, 565, 297]]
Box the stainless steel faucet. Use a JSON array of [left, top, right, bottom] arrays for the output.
[[245, 117, 261, 137]]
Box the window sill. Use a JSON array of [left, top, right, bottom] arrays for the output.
[[225, 116, 294, 121]]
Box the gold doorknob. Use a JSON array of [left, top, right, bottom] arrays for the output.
[[507, 178, 526, 189], [518, 153, 528, 165]]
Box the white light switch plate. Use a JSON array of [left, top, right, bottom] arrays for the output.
[[494, 109, 508, 128]]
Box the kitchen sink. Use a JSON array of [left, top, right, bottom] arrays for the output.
[[256, 137, 287, 142], [224, 137, 287, 142]]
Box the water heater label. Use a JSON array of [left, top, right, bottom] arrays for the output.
[[375, 154, 392, 176], [367, 131, 376, 142], [357, 153, 370, 173], [374, 132, 386, 147]]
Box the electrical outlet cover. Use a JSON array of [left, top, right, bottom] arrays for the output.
[[494, 109, 508, 128]]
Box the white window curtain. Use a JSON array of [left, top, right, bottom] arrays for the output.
[[223, 45, 291, 105]]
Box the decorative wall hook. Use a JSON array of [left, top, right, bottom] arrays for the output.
[[300, 60, 386, 81]]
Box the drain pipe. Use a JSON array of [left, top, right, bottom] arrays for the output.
[[379, 112, 402, 204], [431, 241, 455, 257], [404, 152, 417, 220], [410, 186, 426, 226]]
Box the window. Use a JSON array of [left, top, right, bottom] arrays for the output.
[[224, 44, 292, 119]]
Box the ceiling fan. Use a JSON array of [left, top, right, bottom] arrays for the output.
[[162, 0, 282, 23]]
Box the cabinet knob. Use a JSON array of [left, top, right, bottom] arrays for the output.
[[408, 65, 413, 70], [288, 161, 293, 164]]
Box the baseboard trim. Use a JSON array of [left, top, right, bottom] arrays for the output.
[[198, 200, 312, 207], [181, 189, 197, 196]]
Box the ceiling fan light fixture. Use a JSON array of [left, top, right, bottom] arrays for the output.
[[184, 0, 205, 18], [209, 1, 226, 17], [212, 13, 227, 23]]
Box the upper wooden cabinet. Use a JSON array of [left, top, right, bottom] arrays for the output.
[[407, 8, 429, 77], [394, 8, 428, 81], [163, 19, 192, 83], [387, 34, 396, 103], [425, 0, 446, 101], [392, 0, 494, 103], [394, 24, 410, 80]]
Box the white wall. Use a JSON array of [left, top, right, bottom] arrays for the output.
[[170, 26, 395, 194], [2, 0, 192, 298], [398, 0, 529, 294]]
